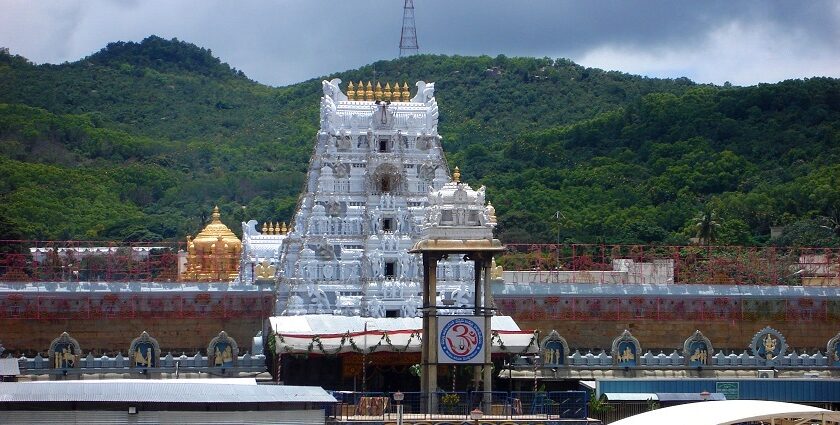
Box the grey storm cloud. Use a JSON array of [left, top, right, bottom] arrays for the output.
[[1, 0, 838, 86]]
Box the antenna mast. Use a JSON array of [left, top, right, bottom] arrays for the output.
[[399, 0, 419, 57]]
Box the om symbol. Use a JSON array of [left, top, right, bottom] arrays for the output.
[[440, 318, 483, 362]]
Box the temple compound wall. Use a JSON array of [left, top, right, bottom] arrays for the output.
[[1, 316, 263, 356]]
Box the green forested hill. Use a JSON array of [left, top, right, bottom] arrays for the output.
[[0, 36, 838, 246]]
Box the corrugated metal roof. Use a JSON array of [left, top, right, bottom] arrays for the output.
[[0, 359, 20, 376], [598, 378, 840, 403], [0, 380, 336, 404]]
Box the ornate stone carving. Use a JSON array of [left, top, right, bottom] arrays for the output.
[[750, 326, 787, 364], [207, 331, 239, 367], [48, 332, 81, 369], [129, 331, 161, 368], [683, 330, 714, 366], [540, 330, 570, 366], [611, 330, 641, 367]]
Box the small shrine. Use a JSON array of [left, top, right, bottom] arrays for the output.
[[182, 206, 242, 282], [411, 166, 505, 411]]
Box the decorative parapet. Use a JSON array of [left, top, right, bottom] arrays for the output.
[[15, 351, 266, 375]]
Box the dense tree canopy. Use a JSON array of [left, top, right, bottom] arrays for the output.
[[0, 36, 838, 246]]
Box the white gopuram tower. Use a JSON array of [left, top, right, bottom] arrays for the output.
[[275, 79, 481, 318]]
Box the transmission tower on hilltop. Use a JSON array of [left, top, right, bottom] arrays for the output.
[[399, 0, 419, 57]]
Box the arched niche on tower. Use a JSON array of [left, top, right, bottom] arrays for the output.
[[611, 330, 641, 367], [207, 331, 239, 367], [48, 332, 81, 369], [540, 330, 569, 366], [129, 331, 161, 368], [683, 330, 714, 367], [370, 163, 404, 195]]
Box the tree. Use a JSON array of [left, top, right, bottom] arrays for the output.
[[694, 210, 720, 245]]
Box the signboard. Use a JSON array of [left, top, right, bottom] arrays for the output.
[[437, 316, 486, 364], [716, 381, 739, 400]]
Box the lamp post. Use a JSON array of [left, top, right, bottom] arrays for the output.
[[393, 390, 404, 425], [363, 321, 368, 394], [470, 407, 483, 424]]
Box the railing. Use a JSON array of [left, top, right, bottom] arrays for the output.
[[499, 244, 840, 286], [327, 390, 589, 421], [0, 240, 243, 283], [494, 295, 839, 323]]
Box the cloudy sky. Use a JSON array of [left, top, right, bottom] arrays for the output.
[[1, 0, 839, 87]]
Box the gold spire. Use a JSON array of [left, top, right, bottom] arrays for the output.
[[347, 81, 356, 100], [270, 221, 277, 235], [181, 206, 241, 282], [281, 221, 288, 235], [365, 81, 373, 101], [383, 82, 392, 101], [453, 166, 461, 183], [401, 82, 410, 101], [261, 222, 268, 233], [374, 81, 383, 101]]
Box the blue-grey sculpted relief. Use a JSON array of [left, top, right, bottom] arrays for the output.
[[133, 341, 156, 367], [48, 332, 81, 369], [542, 340, 564, 366], [211, 341, 235, 367], [755, 333, 781, 360], [616, 341, 636, 366], [687, 341, 709, 367], [52, 342, 78, 368]]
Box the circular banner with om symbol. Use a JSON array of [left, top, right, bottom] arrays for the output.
[[438, 317, 485, 363]]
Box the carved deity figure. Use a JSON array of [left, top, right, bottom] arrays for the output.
[[690, 348, 708, 364], [763, 334, 778, 359], [134, 347, 153, 367], [619, 346, 635, 362]]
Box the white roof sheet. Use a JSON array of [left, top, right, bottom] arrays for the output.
[[0, 380, 336, 404], [269, 315, 537, 354], [268, 314, 522, 334], [611, 400, 840, 425]]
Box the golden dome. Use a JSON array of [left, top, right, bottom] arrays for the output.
[[182, 206, 241, 282], [193, 206, 241, 247]]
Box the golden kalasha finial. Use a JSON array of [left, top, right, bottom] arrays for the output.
[[281, 221, 288, 234], [271, 221, 278, 235], [261, 222, 268, 233], [393, 82, 400, 101], [383, 82, 392, 101], [211, 205, 221, 222], [374, 81, 383, 101], [401, 82, 410, 101], [453, 166, 461, 183], [347, 81, 356, 100], [365, 81, 373, 101]]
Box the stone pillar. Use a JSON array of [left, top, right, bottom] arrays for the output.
[[421, 252, 440, 413], [473, 256, 484, 393], [482, 258, 493, 410]]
